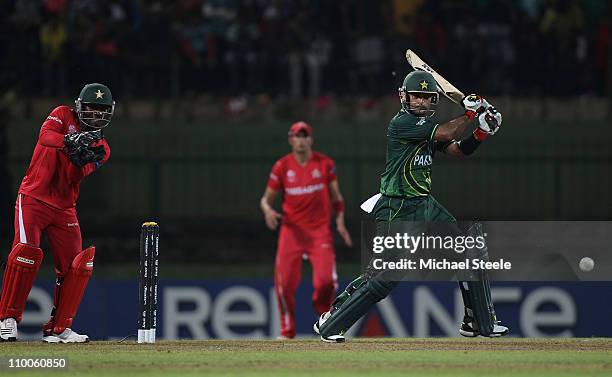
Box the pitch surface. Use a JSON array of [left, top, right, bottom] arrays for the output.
[[1, 338, 611, 376]]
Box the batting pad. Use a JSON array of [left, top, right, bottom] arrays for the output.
[[466, 274, 496, 336], [464, 222, 496, 336], [320, 276, 396, 337]]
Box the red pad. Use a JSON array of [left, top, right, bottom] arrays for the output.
[[0, 243, 44, 322], [42, 276, 65, 336], [52, 247, 95, 334]]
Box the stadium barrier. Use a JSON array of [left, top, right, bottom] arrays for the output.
[[13, 280, 612, 340]]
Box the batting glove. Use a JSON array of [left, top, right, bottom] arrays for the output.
[[474, 106, 502, 141], [462, 94, 489, 119]]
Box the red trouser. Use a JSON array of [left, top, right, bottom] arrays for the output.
[[274, 224, 337, 338], [12, 194, 82, 275], [1, 194, 94, 335]]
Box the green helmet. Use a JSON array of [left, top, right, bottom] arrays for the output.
[[398, 71, 439, 116], [75, 83, 115, 129]]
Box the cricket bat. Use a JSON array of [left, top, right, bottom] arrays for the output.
[[405, 49, 464, 105]]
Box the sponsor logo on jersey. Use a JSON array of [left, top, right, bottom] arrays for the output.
[[287, 169, 296, 183], [46, 115, 63, 125], [413, 154, 432, 167], [285, 183, 325, 196], [67, 222, 79, 227], [416, 118, 427, 126], [16, 256, 35, 265], [311, 168, 321, 179]]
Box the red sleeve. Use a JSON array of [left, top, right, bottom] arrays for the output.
[[39, 106, 69, 148], [326, 157, 337, 183], [267, 159, 284, 191]]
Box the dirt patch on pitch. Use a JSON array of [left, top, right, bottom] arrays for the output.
[[105, 338, 612, 352], [5, 338, 611, 353]]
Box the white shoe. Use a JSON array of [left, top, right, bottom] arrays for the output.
[[313, 312, 330, 335], [42, 328, 89, 343], [320, 334, 345, 343], [459, 317, 509, 338], [313, 312, 345, 343], [487, 323, 509, 338], [459, 317, 479, 337], [276, 335, 294, 340], [0, 318, 18, 342]]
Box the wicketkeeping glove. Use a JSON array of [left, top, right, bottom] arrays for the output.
[[462, 94, 489, 119], [64, 130, 103, 153], [68, 145, 106, 167]]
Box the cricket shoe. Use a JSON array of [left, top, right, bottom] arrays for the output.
[[313, 312, 345, 343], [42, 328, 89, 343], [0, 318, 18, 342], [487, 323, 509, 337], [459, 317, 509, 338], [459, 319, 479, 337], [320, 333, 345, 343]]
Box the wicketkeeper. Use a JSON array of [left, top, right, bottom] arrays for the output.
[[313, 71, 509, 342], [0, 83, 114, 343]]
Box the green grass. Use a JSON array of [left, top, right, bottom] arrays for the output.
[[1, 338, 611, 376]]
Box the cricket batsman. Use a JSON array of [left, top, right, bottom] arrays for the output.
[[313, 71, 509, 342], [0, 83, 114, 343], [260, 121, 353, 339]]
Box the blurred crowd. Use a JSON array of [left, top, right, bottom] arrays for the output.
[[0, 0, 609, 102]]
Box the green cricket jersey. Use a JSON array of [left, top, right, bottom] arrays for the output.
[[379, 109, 439, 198]]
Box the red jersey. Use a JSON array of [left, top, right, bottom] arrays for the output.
[[18, 105, 111, 210], [267, 152, 337, 228]]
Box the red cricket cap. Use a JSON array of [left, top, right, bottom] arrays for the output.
[[288, 121, 312, 136]]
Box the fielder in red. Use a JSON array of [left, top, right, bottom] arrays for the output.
[[0, 83, 114, 343], [260, 121, 352, 339]]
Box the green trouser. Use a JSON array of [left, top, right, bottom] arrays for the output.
[[372, 194, 456, 223], [319, 195, 496, 337], [370, 195, 461, 282]]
